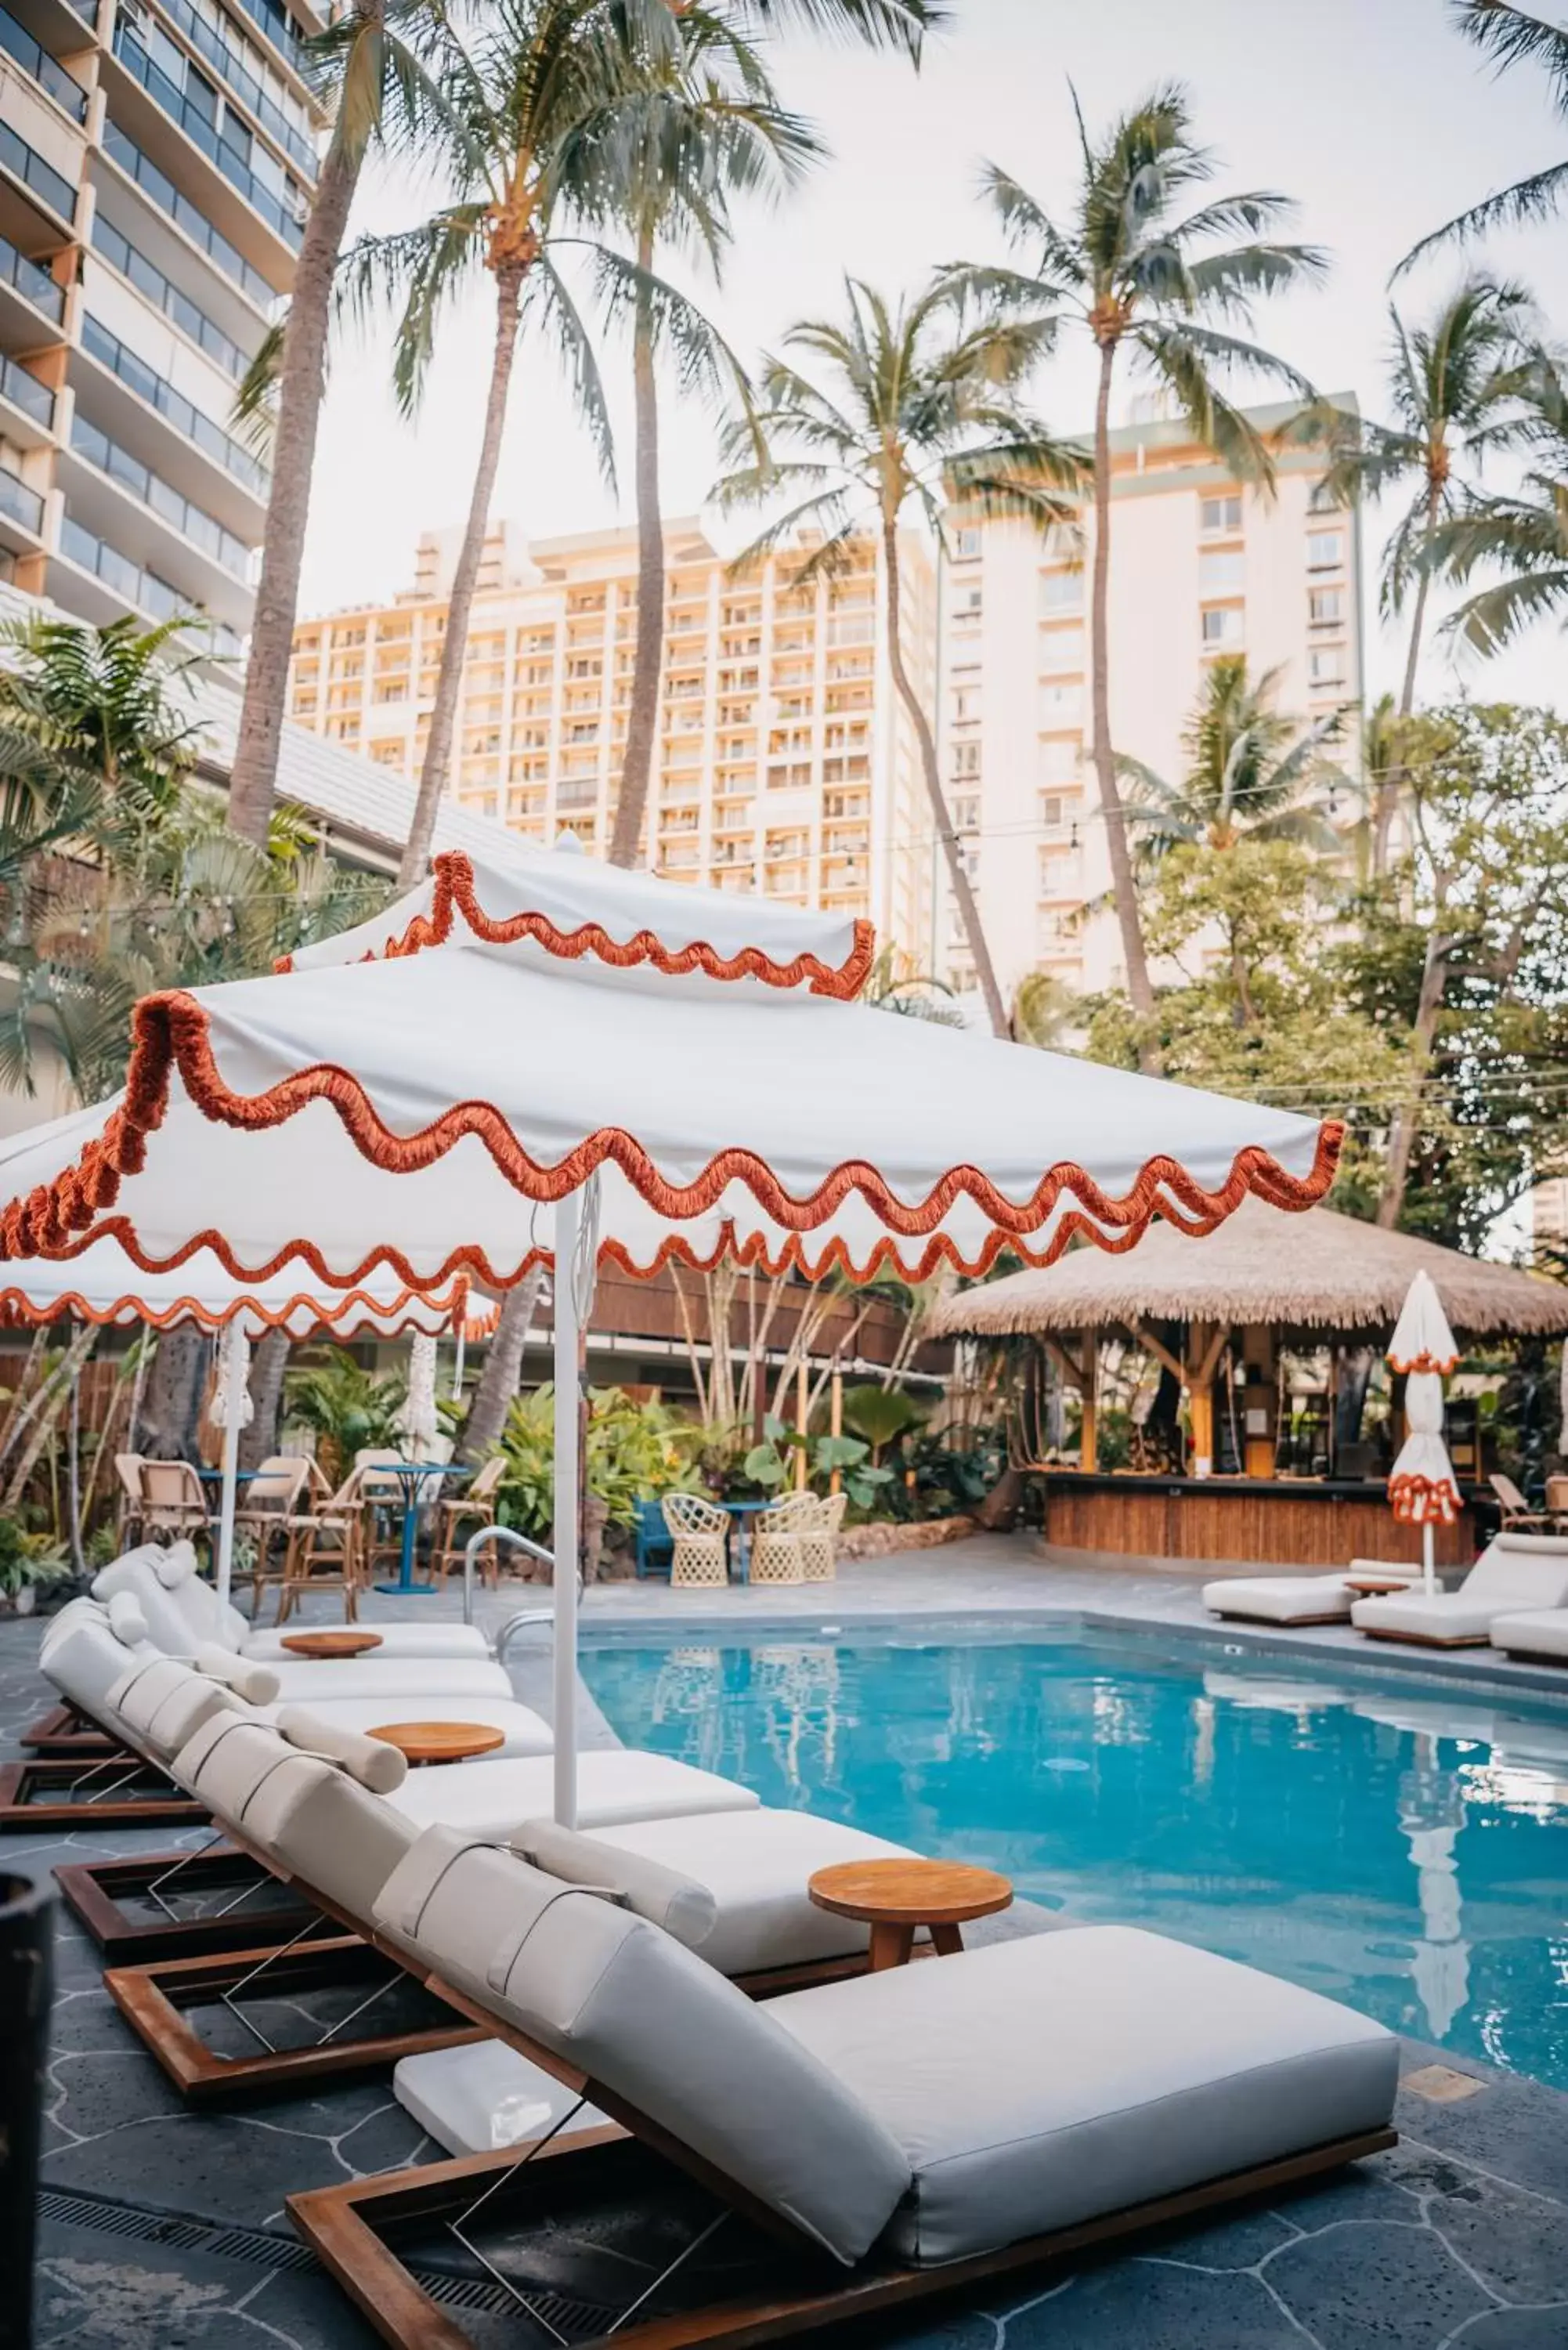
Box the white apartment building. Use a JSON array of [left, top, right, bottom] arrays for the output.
[[936, 396, 1365, 1005], [289, 519, 939, 955], [0, 0, 320, 652]]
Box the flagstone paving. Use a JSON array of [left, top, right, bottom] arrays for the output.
[[5, 1538, 1567, 2348]]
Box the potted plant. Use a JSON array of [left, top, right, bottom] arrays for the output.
[[0, 1520, 69, 1618]]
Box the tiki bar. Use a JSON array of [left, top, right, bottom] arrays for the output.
[[928, 1198, 1568, 1570]]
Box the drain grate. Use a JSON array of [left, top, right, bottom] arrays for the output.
[[38, 2186, 621, 2335]]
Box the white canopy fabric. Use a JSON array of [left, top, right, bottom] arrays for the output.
[[0, 1231, 487, 1340], [1386, 1268, 1461, 1377], [1386, 1272, 1461, 1595], [0, 848, 1340, 1289], [0, 847, 1345, 1820]]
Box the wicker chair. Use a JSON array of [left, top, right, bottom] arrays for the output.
[[432, 1453, 508, 1587], [239, 1455, 313, 1616], [663, 1491, 731, 1589], [750, 1491, 816, 1585], [275, 1463, 370, 1624], [114, 1452, 146, 1547], [141, 1459, 208, 1542], [800, 1491, 847, 1583]]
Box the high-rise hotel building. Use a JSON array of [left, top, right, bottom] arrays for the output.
[[288, 517, 940, 953], [0, 0, 319, 650]]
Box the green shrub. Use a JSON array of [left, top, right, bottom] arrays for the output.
[[494, 1386, 704, 1541]]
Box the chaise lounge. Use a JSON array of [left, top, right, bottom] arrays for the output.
[[1203, 1560, 1425, 1627], [94, 1541, 497, 1665], [1349, 1535, 1568, 1647]]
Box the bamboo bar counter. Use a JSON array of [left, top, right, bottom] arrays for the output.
[[1037, 1470, 1476, 1569]]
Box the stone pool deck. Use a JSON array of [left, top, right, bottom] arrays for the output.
[[5, 1535, 1568, 2348]]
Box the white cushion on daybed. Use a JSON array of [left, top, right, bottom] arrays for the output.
[[1352, 1537, 1568, 1643], [1490, 1608, 1568, 1661], [93, 1545, 491, 1664], [1203, 1575, 1353, 1625], [768, 1927, 1399, 2266], [241, 1622, 490, 1664], [386, 1751, 761, 1835], [41, 1603, 161, 1718], [517, 1809, 925, 1977], [107, 1656, 244, 1761]]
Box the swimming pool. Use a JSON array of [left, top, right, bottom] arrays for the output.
[[583, 1625, 1568, 2091]]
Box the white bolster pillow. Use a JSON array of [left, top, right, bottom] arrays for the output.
[[275, 1705, 406, 1795], [154, 1540, 200, 1588], [92, 1544, 164, 1600], [107, 1591, 149, 1647], [192, 1645, 280, 1705], [511, 1818, 717, 1950]]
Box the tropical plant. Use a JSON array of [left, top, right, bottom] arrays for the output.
[[1432, 350, 1568, 656], [714, 272, 1082, 1035], [1118, 656, 1353, 870], [226, 0, 458, 848], [605, 20, 821, 868], [1320, 277, 1534, 866], [837, 1381, 924, 1460], [0, 1517, 69, 1605], [740, 1412, 892, 1509], [284, 1350, 408, 1484], [953, 84, 1328, 1062], [0, 613, 205, 834], [1402, 2, 1568, 268], [492, 1383, 703, 1537]]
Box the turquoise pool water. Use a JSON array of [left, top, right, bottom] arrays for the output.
[[583, 1628, 1568, 2090]]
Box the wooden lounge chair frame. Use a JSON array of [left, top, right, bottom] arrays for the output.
[[55, 1841, 323, 1965], [19, 1700, 125, 1759], [0, 1752, 204, 1832], [287, 1970, 1398, 2350]]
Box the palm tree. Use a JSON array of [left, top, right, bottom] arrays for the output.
[[953, 84, 1327, 1066], [605, 23, 821, 870], [1321, 277, 1534, 868], [1119, 656, 1353, 867], [1431, 349, 1568, 653], [226, 0, 457, 848], [1402, 3, 1568, 269], [713, 273, 1082, 1037]]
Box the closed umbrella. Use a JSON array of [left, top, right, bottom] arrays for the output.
[[0, 846, 1344, 1820], [1386, 1271, 1461, 1598]]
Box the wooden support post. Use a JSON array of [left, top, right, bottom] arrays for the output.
[[829, 1361, 843, 1496], [1241, 1325, 1277, 1480], [1187, 1321, 1215, 1479], [1079, 1331, 1098, 1474], [795, 1354, 809, 1490]]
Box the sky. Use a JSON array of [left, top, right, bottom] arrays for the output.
[[297, 0, 1568, 712]]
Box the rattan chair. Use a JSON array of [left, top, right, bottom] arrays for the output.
[[750, 1491, 816, 1585], [663, 1491, 731, 1589], [800, 1491, 847, 1583], [239, 1455, 313, 1616], [114, 1452, 146, 1547], [432, 1453, 508, 1586], [141, 1459, 208, 1541], [274, 1463, 370, 1624]]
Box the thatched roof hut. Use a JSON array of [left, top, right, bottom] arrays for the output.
[[927, 1198, 1568, 1345]]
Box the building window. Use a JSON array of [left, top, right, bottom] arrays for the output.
[[1308, 645, 1346, 689], [1308, 479, 1342, 514], [1039, 568, 1082, 613], [1306, 531, 1345, 571], [952, 740, 981, 778], [953, 525, 981, 559], [1198, 548, 1245, 594], [1309, 586, 1345, 626], [954, 584, 983, 620], [1039, 624, 1084, 674], [1201, 605, 1244, 648], [1200, 493, 1243, 535], [952, 795, 980, 832], [1039, 680, 1082, 724], [1039, 791, 1075, 833], [1039, 737, 1081, 783]]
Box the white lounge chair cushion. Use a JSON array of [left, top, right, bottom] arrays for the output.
[[1489, 1608, 1568, 1659], [240, 1622, 490, 1663], [247, 1657, 514, 1702], [1353, 1537, 1568, 1642], [513, 1820, 718, 1950], [386, 1752, 761, 1835], [192, 1646, 280, 1705], [769, 1927, 1399, 2265], [372, 1835, 912, 2264], [1204, 1575, 1352, 1624], [105, 1590, 149, 1646], [1351, 1594, 1498, 1640], [107, 1658, 243, 1761], [520, 1810, 924, 1976], [266, 1694, 550, 1758], [276, 1706, 409, 1795], [41, 1607, 162, 1717]]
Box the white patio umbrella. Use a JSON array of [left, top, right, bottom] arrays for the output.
[[0, 846, 1345, 1821], [0, 1234, 489, 1608], [1386, 1269, 1461, 1597]]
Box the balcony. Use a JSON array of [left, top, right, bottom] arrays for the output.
[[91, 211, 245, 378], [80, 310, 268, 508], [59, 506, 241, 649], [69, 408, 249, 582], [106, 22, 302, 277], [146, 0, 317, 178], [0, 458, 44, 544], [0, 346, 53, 439], [99, 120, 274, 310], [0, 226, 64, 326], [0, 112, 75, 226], [0, 4, 87, 121]]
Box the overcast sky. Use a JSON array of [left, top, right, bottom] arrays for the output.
[[298, 0, 1568, 712]]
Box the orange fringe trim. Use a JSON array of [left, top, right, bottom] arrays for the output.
[[1388, 1472, 1462, 1526], [0, 1271, 473, 1336], [1387, 1349, 1460, 1376], [277, 852, 878, 999]]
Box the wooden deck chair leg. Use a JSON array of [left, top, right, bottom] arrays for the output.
[[19, 1702, 124, 1759], [286, 2122, 1398, 2350], [53, 1844, 323, 1965], [0, 1755, 205, 1834], [104, 1933, 483, 2105]]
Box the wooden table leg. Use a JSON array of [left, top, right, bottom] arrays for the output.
[[930, 1922, 965, 1957], [869, 1921, 915, 1971]]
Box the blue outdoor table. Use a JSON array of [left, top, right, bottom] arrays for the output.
[[372, 1460, 465, 1595], [719, 1499, 771, 1584]]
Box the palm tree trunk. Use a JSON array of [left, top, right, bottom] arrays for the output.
[[227, 85, 369, 847], [610, 224, 663, 870], [458, 1269, 541, 1462], [1089, 338, 1159, 1068], [1376, 929, 1447, 1227], [880, 517, 1007, 1038], [240, 1327, 290, 1470], [139, 1325, 207, 1462], [399, 262, 526, 888], [1374, 482, 1440, 877]]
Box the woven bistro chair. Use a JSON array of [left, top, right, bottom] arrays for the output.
[[140, 1459, 208, 1542], [800, 1491, 848, 1584], [750, 1491, 817, 1585], [239, 1455, 313, 1617], [354, 1450, 410, 1582], [274, 1462, 371, 1624], [663, 1491, 731, 1589], [114, 1453, 146, 1547], [432, 1453, 508, 1588]]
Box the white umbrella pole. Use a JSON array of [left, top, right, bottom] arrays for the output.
[[452, 1324, 466, 1401], [552, 1187, 582, 1829], [1423, 1520, 1435, 1602], [214, 1325, 244, 1612]]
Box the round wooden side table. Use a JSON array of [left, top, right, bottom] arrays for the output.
[[280, 1631, 384, 1659], [367, 1721, 505, 1768], [807, 1857, 1013, 1971]]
